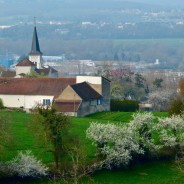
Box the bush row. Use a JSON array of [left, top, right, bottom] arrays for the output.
[[110, 99, 139, 112]]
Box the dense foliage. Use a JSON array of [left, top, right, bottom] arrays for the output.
[[110, 99, 139, 112], [168, 98, 184, 116], [0, 99, 4, 109]]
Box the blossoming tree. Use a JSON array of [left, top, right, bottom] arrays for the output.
[[86, 112, 184, 169]]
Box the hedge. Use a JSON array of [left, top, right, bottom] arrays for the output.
[[111, 99, 139, 112]]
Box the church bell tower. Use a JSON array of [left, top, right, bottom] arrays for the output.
[[29, 24, 43, 69]]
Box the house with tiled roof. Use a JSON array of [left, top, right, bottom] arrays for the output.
[[0, 76, 110, 117], [54, 82, 103, 116], [16, 26, 58, 78], [16, 58, 36, 76]]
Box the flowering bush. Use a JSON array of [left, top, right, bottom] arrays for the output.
[[86, 122, 144, 169], [128, 112, 161, 151], [1, 151, 48, 178], [86, 112, 184, 169], [157, 115, 184, 149]]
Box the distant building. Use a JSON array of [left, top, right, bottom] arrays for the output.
[[0, 68, 15, 78], [16, 26, 58, 78]]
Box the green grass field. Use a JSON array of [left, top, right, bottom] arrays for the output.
[[1, 110, 183, 184]]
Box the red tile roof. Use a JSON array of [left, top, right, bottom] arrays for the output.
[[0, 78, 76, 96], [16, 58, 35, 67], [54, 101, 81, 112]]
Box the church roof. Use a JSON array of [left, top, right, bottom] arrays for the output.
[[16, 58, 35, 67], [29, 26, 43, 55]]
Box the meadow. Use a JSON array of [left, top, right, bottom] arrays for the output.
[[0, 110, 183, 184]]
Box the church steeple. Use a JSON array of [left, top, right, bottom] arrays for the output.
[[30, 26, 42, 55], [29, 25, 43, 69]]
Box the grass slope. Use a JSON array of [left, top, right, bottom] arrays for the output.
[[1, 110, 183, 184], [1, 111, 52, 163], [91, 161, 183, 184]]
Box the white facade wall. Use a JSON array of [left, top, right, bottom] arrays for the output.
[[0, 95, 54, 109], [76, 76, 102, 85], [16, 66, 32, 75], [29, 55, 42, 69], [76, 76, 102, 94]]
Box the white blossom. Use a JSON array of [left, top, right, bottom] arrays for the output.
[[148, 90, 176, 111], [158, 115, 184, 147], [9, 150, 48, 178], [128, 112, 160, 151], [86, 112, 184, 170], [86, 121, 144, 169]]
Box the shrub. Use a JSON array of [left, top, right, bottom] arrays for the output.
[[0, 98, 4, 109], [110, 99, 139, 112], [168, 98, 184, 116], [86, 122, 144, 169], [175, 157, 184, 174], [0, 151, 48, 178], [86, 112, 184, 170]]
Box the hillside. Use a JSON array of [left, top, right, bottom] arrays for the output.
[[1, 110, 183, 184]]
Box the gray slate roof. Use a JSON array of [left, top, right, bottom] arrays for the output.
[[29, 26, 43, 55], [16, 58, 35, 67], [71, 82, 102, 101]]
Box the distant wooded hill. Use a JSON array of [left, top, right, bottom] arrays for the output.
[[0, 0, 176, 24]]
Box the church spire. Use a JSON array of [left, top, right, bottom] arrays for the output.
[[29, 22, 43, 69], [29, 26, 42, 55]]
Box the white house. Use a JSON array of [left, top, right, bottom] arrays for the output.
[[0, 78, 75, 111], [0, 76, 110, 116]]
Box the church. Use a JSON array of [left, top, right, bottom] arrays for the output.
[[0, 24, 111, 117], [15, 26, 58, 78]]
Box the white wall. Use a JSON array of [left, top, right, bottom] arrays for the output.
[[29, 55, 42, 69], [16, 66, 32, 75], [0, 95, 54, 109], [76, 76, 102, 85]]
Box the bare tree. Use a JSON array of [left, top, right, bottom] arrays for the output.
[[148, 90, 176, 111]]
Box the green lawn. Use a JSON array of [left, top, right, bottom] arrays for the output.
[[0, 110, 183, 184], [89, 161, 183, 184], [86, 111, 168, 122]]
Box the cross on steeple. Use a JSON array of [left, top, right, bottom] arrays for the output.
[[34, 16, 36, 26]]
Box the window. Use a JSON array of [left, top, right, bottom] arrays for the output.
[[97, 99, 101, 105], [43, 99, 51, 106]]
